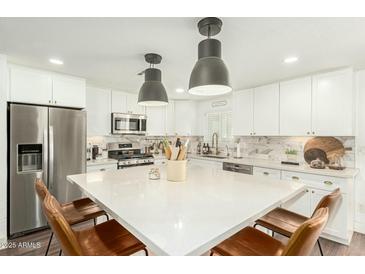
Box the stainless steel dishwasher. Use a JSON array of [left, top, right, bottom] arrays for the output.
[[223, 162, 253, 175]]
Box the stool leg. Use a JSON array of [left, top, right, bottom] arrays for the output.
[[210, 251, 214, 256], [45, 232, 53, 256], [253, 223, 257, 228], [93, 218, 97, 226], [59, 249, 62, 256], [143, 248, 149, 256], [105, 213, 109, 221], [317, 239, 324, 256], [272, 231, 275, 237]]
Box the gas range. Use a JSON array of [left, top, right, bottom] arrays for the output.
[[107, 142, 154, 169]]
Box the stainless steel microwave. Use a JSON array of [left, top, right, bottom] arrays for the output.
[[111, 113, 147, 135]]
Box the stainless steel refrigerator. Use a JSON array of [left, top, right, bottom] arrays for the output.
[[8, 103, 86, 238]]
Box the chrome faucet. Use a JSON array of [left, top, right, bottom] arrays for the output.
[[212, 132, 219, 155]]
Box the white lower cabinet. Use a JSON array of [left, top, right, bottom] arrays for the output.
[[253, 167, 281, 179], [87, 163, 117, 173], [281, 171, 353, 244], [189, 158, 222, 169], [282, 188, 311, 217]]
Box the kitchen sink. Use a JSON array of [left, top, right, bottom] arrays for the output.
[[201, 154, 228, 159]]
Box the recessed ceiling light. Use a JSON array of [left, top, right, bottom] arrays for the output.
[[284, 56, 298, 64], [49, 58, 63, 65], [176, 88, 185, 93]]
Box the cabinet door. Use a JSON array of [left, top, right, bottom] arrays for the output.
[[86, 87, 111, 136], [146, 106, 166, 136], [232, 89, 254, 135], [280, 77, 312, 136], [165, 100, 175, 135], [312, 69, 353, 136], [282, 189, 311, 217], [52, 76, 86, 108], [253, 84, 280, 135], [126, 93, 145, 114], [310, 188, 347, 239], [174, 101, 197, 135], [111, 90, 127, 113], [9, 66, 52, 105]]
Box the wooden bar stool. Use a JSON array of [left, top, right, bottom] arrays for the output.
[[254, 188, 341, 256], [42, 194, 148, 256], [211, 207, 328, 256], [35, 179, 109, 255]]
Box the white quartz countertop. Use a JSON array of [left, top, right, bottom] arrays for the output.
[[67, 162, 305, 256], [86, 158, 118, 167], [189, 154, 359, 178]]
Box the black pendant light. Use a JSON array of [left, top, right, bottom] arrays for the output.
[[138, 53, 168, 106], [189, 17, 232, 96]]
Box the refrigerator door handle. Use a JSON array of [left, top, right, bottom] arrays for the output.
[[49, 125, 54, 192], [42, 128, 48, 185]]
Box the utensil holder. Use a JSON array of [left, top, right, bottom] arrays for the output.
[[166, 160, 187, 182]]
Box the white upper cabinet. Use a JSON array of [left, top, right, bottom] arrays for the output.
[[232, 89, 254, 136], [9, 65, 52, 105], [312, 68, 353, 136], [52, 75, 86, 108], [165, 100, 175, 135], [126, 93, 145, 114], [86, 86, 111, 136], [111, 90, 127, 113], [174, 101, 197, 136], [146, 106, 166, 136], [253, 83, 280, 136], [280, 77, 312, 136], [9, 65, 86, 108]]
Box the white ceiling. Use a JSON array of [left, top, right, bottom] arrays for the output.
[[1, 17, 365, 100]]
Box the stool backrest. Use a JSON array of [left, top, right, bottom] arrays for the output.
[[282, 207, 328, 256], [312, 188, 341, 218], [35, 178, 49, 201], [42, 194, 83, 256]]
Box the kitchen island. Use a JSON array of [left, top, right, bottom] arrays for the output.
[[67, 162, 305, 256]]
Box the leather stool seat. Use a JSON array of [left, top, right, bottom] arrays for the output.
[[76, 219, 146, 256], [255, 207, 308, 237], [212, 227, 285, 256], [62, 197, 107, 225]]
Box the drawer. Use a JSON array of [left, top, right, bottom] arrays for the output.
[[281, 171, 348, 193], [87, 163, 118, 173], [253, 167, 281, 179]]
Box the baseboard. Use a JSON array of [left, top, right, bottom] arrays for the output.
[[355, 222, 365, 234]]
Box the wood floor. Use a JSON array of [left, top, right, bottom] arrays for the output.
[[1, 220, 365, 256]]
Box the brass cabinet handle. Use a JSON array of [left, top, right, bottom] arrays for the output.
[[100, 168, 106, 171], [312, 190, 315, 193], [324, 180, 333, 185], [312, 131, 315, 134], [305, 189, 309, 192], [292, 176, 300, 180], [307, 131, 310, 135], [263, 172, 269, 175]]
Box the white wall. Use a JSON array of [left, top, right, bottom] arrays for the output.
[[355, 70, 365, 233], [0, 54, 8, 244]]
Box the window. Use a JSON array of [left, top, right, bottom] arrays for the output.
[[205, 111, 232, 143]]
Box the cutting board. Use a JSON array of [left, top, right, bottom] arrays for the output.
[[304, 137, 345, 164]]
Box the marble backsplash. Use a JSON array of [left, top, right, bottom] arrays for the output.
[[87, 135, 355, 168], [230, 136, 355, 168]]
